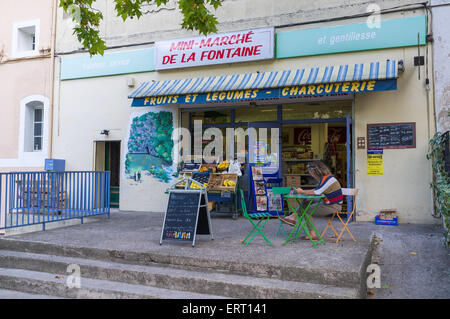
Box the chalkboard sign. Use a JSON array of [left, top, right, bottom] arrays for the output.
[[160, 189, 213, 246], [367, 122, 416, 149]]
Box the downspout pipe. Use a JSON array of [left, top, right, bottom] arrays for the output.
[[48, 0, 58, 160]]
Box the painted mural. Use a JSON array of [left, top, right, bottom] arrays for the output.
[[125, 111, 175, 183]]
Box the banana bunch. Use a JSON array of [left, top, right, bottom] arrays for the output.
[[223, 179, 236, 187], [190, 182, 207, 189], [217, 161, 230, 170]]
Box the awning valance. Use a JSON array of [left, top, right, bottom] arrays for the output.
[[129, 60, 398, 100]]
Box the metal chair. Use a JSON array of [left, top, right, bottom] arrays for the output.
[[321, 188, 359, 243], [239, 189, 273, 246]]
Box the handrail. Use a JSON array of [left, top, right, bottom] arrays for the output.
[[0, 171, 110, 230]]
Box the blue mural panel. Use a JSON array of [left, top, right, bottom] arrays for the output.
[[125, 111, 174, 183]]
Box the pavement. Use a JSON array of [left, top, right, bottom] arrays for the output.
[[365, 222, 450, 299], [0, 210, 449, 299]]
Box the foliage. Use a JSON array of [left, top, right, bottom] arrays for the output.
[[426, 131, 450, 246], [59, 0, 222, 56], [151, 111, 174, 163]]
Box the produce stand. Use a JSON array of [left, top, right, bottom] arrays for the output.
[[206, 173, 239, 220], [174, 161, 241, 219]]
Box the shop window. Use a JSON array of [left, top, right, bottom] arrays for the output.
[[235, 106, 277, 122], [191, 110, 231, 124], [12, 20, 40, 58], [282, 100, 352, 120]]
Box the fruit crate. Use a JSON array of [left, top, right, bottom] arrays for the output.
[[189, 172, 210, 189], [199, 163, 217, 173], [375, 209, 398, 226], [206, 173, 238, 193], [175, 172, 192, 189], [216, 161, 230, 172], [217, 173, 238, 193]]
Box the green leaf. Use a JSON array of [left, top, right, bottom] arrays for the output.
[[61, 0, 222, 56]]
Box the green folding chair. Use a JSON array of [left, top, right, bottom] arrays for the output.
[[271, 187, 297, 239], [240, 189, 273, 246]]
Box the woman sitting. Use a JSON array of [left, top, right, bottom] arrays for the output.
[[281, 161, 343, 240]]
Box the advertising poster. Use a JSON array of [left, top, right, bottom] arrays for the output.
[[367, 149, 383, 176]]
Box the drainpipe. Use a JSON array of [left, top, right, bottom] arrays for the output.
[[48, 0, 58, 160]]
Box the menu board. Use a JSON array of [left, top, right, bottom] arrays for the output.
[[160, 190, 212, 246], [367, 123, 416, 149]]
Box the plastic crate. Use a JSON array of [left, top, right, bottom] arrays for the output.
[[375, 216, 398, 226]]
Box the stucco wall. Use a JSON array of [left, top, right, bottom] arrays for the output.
[[53, 65, 179, 212], [56, 0, 425, 53], [0, 0, 55, 169], [355, 48, 436, 224], [431, 0, 450, 133]]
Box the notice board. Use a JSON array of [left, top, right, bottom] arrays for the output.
[[367, 122, 416, 149]]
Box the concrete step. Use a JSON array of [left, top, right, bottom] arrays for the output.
[[0, 250, 359, 299], [0, 238, 364, 288], [0, 288, 64, 299], [0, 267, 227, 299]]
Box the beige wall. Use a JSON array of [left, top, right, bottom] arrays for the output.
[[53, 66, 178, 212], [355, 48, 436, 224], [54, 44, 437, 222], [52, 1, 437, 222], [56, 0, 424, 53], [0, 0, 56, 169]]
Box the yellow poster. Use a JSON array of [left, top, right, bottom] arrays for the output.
[[367, 149, 383, 176]]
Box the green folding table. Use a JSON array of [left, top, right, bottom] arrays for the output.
[[283, 194, 326, 247]]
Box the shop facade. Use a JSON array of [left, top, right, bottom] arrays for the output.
[[54, 4, 437, 224]]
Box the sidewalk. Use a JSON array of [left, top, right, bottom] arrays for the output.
[[366, 222, 450, 299], [0, 210, 448, 299]]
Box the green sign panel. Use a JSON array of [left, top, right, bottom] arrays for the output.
[[276, 15, 427, 58]]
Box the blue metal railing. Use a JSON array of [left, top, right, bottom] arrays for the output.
[[0, 171, 110, 230]]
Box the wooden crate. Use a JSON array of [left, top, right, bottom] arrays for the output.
[[217, 173, 238, 193], [199, 163, 217, 173], [207, 173, 238, 193]]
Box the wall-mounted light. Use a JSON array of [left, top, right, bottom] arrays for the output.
[[126, 77, 135, 88], [425, 78, 430, 91], [100, 130, 109, 136], [398, 59, 405, 73]]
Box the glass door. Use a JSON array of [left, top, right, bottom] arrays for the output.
[[247, 122, 281, 174]]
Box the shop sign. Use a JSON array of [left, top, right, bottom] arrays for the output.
[[154, 27, 274, 70], [367, 149, 383, 176], [61, 48, 154, 80], [277, 15, 427, 58], [131, 79, 396, 107]]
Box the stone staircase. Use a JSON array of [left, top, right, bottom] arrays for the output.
[[0, 238, 372, 299]]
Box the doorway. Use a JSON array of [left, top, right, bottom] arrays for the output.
[[95, 141, 121, 208]]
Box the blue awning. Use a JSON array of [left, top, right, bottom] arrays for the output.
[[129, 60, 398, 99]]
